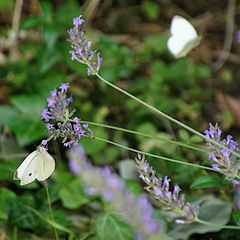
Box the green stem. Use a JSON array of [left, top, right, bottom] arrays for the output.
[[44, 182, 59, 240], [196, 218, 240, 230], [94, 136, 213, 171], [26, 205, 74, 237], [13, 226, 18, 240], [96, 73, 205, 136], [81, 120, 207, 153], [95, 73, 240, 159]]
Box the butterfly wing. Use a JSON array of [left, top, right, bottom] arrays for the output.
[[170, 15, 197, 39], [168, 36, 201, 58], [35, 147, 55, 181], [167, 15, 200, 58], [14, 150, 38, 185]]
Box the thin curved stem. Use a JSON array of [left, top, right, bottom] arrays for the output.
[[94, 136, 213, 171], [81, 120, 207, 153], [96, 73, 205, 137], [44, 182, 59, 240], [196, 218, 240, 230], [26, 205, 75, 236], [213, 0, 236, 71], [95, 73, 240, 159]]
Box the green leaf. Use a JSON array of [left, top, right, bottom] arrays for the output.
[[49, 209, 71, 229], [40, 1, 53, 20], [34, 71, 66, 96], [0, 159, 20, 182], [142, 0, 160, 21], [125, 180, 142, 196], [136, 123, 157, 140], [8, 115, 47, 146], [81, 127, 108, 155], [169, 196, 232, 240], [6, 95, 47, 145], [59, 179, 89, 209], [0, 0, 14, 12], [10, 95, 45, 116], [0, 0, 14, 11], [189, 135, 203, 143], [95, 213, 134, 240], [233, 212, 240, 225], [0, 104, 46, 146], [196, 64, 211, 79], [55, 1, 82, 29], [0, 134, 25, 160], [38, 46, 61, 73], [21, 16, 44, 29], [44, 25, 59, 50], [54, 171, 75, 187], [0, 106, 18, 126], [191, 176, 219, 189], [97, 37, 134, 82], [119, 159, 137, 179], [0, 188, 16, 220], [8, 196, 40, 230], [178, 129, 190, 142], [143, 35, 168, 54], [92, 146, 119, 165]]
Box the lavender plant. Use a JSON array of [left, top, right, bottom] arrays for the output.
[[67, 15, 240, 162], [204, 123, 240, 189], [41, 83, 93, 148], [7, 5, 240, 240], [67, 16, 102, 76], [135, 154, 199, 224], [68, 145, 166, 240], [65, 15, 240, 234]]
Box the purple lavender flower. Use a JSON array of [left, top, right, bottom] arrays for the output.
[[204, 123, 240, 188], [67, 146, 165, 239], [136, 154, 199, 224], [67, 15, 102, 76], [68, 144, 89, 174], [237, 31, 240, 43], [73, 16, 84, 27], [41, 83, 93, 148]]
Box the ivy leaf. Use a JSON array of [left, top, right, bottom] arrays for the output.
[[0, 188, 16, 220], [8, 196, 40, 230], [142, 0, 160, 21], [191, 176, 220, 189], [233, 212, 240, 225], [7, 95, 47, 145], [95, 213, 134, 240], [59, 179, 89, 209], [81, 127, 108, 155], [169, 196, 232, 240]]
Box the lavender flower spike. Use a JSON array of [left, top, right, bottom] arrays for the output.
[[237, 31, 240, 43], [204, 123, 240, 188], [41, 83, 93, 148], [67, 146, 166, 239], [136, 154, 199, 224], [67, 15, 102, 76]]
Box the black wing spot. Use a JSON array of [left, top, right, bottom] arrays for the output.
[[29, 173, 32, 176]]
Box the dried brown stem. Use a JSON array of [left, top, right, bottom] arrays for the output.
[[213, 0, 236, 71], [9, 0, 24, 60]]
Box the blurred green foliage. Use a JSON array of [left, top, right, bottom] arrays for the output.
[[0, 0, 239, 239]]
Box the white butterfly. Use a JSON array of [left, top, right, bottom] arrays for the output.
[[13, 146, 55, 186], [167, 15, 201, 58]]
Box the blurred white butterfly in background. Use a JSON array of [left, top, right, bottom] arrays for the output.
[[167, 15, 201, 58], [14, 146, 55, 186]]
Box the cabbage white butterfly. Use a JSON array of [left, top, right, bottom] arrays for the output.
[[13, 146, 55, 185], [167, 15, 201, 58]]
